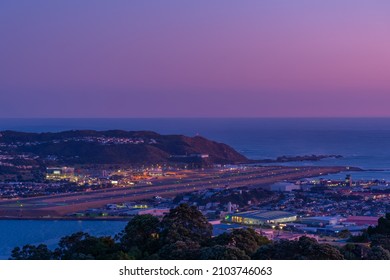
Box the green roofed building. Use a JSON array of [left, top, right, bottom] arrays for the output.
[[225, 210, 297, 226]]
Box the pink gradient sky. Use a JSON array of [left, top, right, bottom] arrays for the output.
[[1, 0, 390, 117]]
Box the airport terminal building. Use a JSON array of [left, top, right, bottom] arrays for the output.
[[225, 210, 297, 226]]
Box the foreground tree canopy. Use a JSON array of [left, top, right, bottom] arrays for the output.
[[252, 236, 344, 260], [10, 205, 390, 260]]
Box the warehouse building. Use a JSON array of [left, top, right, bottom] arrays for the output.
[[299, 216, 342, 226]]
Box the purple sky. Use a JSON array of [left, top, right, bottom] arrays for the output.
[[1, 0, 390, 117]]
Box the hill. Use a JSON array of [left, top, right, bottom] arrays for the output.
[[0, 130, 249, 166]]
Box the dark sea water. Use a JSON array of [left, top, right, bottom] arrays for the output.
[[1, 118, 390, 258], [1, 118, 390, 170], [0, 220, 127, 259]]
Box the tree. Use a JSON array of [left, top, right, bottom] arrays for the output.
[[119, 214, 161, 258], [160, 204, 212, 245], [363, 214, 390, 253], [210, 228, 270, 257], [253, 237, 344, 260], [54, 232, 125, 260], [199, 245, 249, 260], [366, 246, 390, 260], [339, 243, 369, 260], [309, 243, 345, 260], [157, 241, 201, 260], [367, 213, 390, 236], [347, 231, 370, 243], [10, 244, 54, 260], [370, 234, 390, 251]]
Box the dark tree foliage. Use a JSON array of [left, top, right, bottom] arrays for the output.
[[199, 245, 250, 260], [53, 232, 126, 260], [118, 214, 161, 257], [347, 231, 370, 243], [253, 237, 344, 260], [209, 228, 270, 257], [160, 204, 213, 245], [366, 246, 390, 260], [339, 243, 370, 260], [367, 213, 390, 236], [10, 244, 54, 260], [157, 241, 201, 260], [344, 213, 390, 258], [370, 234, 390, 252]]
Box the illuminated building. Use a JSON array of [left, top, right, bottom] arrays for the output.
[[46, 167, 75, 181], [225, 210, 297, 226]]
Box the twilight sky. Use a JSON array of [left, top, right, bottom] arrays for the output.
[[1, 0, 390, 117]]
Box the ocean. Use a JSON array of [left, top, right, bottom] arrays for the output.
[[1, 118, 390, 170], [0, 220, 127, 259], [1, 117, 390, 258]]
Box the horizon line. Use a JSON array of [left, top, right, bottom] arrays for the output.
[[3, 116, 390, 119]]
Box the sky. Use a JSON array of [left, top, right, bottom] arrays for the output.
[[1, 0, 390, 118]]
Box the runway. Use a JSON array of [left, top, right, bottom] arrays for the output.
[[0, 166, 351, 218]]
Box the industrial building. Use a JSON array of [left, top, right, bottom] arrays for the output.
[[345, 216, 379, 226], [225, 210, 297, 226], [299, 216, 342, 226]]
